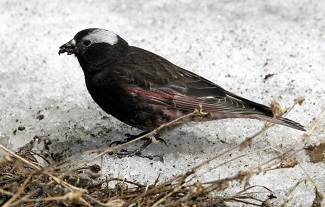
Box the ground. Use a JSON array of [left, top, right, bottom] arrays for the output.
[[0, 0, 324, 206]]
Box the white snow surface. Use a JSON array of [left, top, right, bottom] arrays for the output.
[[0, 0, 324, 206]]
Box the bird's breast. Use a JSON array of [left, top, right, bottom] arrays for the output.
[[83, 73, 188, 130]]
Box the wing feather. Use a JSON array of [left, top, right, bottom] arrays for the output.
[[115, 46, 272, 117]]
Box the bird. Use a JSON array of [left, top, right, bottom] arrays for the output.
[[58, 28, 305, 134]]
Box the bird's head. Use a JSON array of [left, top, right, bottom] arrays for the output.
[[59, 28, 129, 70]]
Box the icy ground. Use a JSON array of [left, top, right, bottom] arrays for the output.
[[1, 0, 324, 206]]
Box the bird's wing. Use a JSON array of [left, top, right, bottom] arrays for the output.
[[114, 46, 271, 116]]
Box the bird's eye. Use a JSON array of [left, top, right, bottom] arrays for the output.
[[83, 40, 91, 46]]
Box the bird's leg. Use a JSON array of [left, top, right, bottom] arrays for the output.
[[110, 131, 167, 146], [109, 132, 166, 161], [109, 131, 149, 146]]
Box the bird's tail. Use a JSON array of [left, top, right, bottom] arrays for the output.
[[262, 116, 306, 131], [226, 92, 306, 131]]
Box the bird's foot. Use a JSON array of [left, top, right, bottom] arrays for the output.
[[109, 132, 166, 161]]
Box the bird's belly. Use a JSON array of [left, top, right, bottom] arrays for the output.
[[87, 87, 186, 131]]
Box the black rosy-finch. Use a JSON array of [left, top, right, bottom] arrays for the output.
[[59, 28, 305, 132]]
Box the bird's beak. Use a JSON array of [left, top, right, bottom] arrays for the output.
[[58, 39, 76, 55]]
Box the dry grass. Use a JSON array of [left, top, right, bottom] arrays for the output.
[[0, 99, 323, 207]]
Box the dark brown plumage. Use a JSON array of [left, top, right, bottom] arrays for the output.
[[59, 28, 305, 132]]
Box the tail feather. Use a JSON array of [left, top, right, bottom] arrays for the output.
[[226, 92, 305, 131], [267, 116, 306, 131]]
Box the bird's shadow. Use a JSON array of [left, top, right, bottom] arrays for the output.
[[44, 124, 229, 162]]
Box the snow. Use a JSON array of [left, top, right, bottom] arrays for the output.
[[1, 0, 324, 206]]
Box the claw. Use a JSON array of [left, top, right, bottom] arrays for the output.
[[108, 132, 166, 161]]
